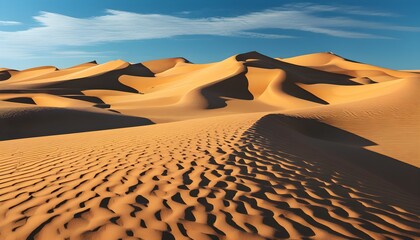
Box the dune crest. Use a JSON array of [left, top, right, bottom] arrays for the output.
[[0, 52, 419, 239]]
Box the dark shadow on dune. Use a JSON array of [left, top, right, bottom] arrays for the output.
[[190, 113, 420, 238], [0, 89, 83, 95], [254, 114, 420, 197], [2, 93, 115, 110], [46, 63, 155, 93], [0, 71, 12, 81], [238, 51, 360, 86], [241, 61, 330, 104], [0, 107, 154, 141], [281, 78, 329, 105], [0, 63, 154, 94], [270, 115, 375, 146], [326, 52, 362, 64], [3, 97, 36, 105], [236, 51, 368, 105], [62, 95, 105, 104], [201, 72, 253, 109], [130, 63, 155, 77], [61, 95, 112, 109]]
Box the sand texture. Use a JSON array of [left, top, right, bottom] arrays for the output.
[[0, 52, 419, 239]]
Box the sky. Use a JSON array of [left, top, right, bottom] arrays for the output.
[[0, 0, 419, 70]]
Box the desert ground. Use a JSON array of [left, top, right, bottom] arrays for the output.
[[0, 52, 419, 239]]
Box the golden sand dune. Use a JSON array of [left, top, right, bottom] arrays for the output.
[[0, 52, 419, 239]]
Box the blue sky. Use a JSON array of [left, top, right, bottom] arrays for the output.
[[0, 0, 419, 70]]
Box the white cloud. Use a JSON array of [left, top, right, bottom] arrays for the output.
[[178, 11, 192, 15], [49, 51, 112, 58], [0, 4, 418, 59], [0, 20, 21, 26], [282, 3, 397, 17]]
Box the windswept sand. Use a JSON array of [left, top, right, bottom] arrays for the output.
[[0, 52, 419, 239]]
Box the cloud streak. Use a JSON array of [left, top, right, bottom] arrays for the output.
[[0, 20, 21, 26], [281, 3, 398, 17], [0, 3, 418, 59]]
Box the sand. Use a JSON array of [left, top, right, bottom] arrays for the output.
[[0, 52, 419, 239]]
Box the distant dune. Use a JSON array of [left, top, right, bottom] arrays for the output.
[[0, 52, 419, 239]]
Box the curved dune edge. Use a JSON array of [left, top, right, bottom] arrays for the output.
[[0, 52, 419, 239], [0, 114, 418, 240], [2, 51, 418, 163]]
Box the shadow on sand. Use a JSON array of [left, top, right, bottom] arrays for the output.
[[0, 107, 154, 141]]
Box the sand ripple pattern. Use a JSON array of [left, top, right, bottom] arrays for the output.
[[0, 114, 419, 239]]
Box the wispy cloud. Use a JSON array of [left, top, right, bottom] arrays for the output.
[[49, 51, 113, 58], [0, 3, 418, 59], [0, 20, 21, 26], [282, 3, 397, 17]]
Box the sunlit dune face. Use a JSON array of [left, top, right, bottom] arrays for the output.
[[0, 52, 419, 240]]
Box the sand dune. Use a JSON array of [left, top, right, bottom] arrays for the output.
[[282, 52, 418, 82], [0, 52, 419, 239]]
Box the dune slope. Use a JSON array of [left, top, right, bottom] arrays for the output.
[[0, 114, 419, 239], [0, 52, 419, 239]]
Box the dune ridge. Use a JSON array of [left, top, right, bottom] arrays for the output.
[[0, 52, 419, 239]]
